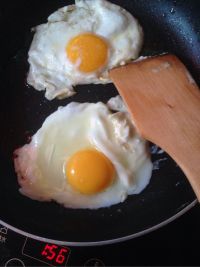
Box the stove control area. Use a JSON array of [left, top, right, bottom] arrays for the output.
[[1, 205, 200, 267], [0, 224, 106, 267]]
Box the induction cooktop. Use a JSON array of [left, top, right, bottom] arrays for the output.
[[0, 204, 200, 266]]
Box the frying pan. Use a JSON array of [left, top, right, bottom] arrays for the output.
[[0, 0, 199, 246]]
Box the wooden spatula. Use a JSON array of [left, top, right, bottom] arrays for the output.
[[109, 54, 200, 201]]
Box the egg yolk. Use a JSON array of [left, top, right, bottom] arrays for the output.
[[66, 149, 114, 195], [66, 33, 108, 73]]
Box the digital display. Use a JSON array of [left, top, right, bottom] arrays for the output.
[[22, 237, 70, 266]]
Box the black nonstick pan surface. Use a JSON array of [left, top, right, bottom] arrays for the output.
[[0, 0, 199, 245]]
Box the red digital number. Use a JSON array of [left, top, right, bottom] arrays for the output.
[[41, 244, 69, 265], [56, 248, 68, 264], [41, 244, 58, 260]]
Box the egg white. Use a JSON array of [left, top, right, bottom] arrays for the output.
[[27, 0, 143, 100], [14, 99, 152, 209]]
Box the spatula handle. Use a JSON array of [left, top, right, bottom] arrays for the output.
[[163, 92, 200, 201]]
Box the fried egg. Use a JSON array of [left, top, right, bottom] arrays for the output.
[[27, 0, 143, 100], [14, 98, 152, 209]]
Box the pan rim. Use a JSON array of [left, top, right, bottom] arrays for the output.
[[0, 199, 197, 246]]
